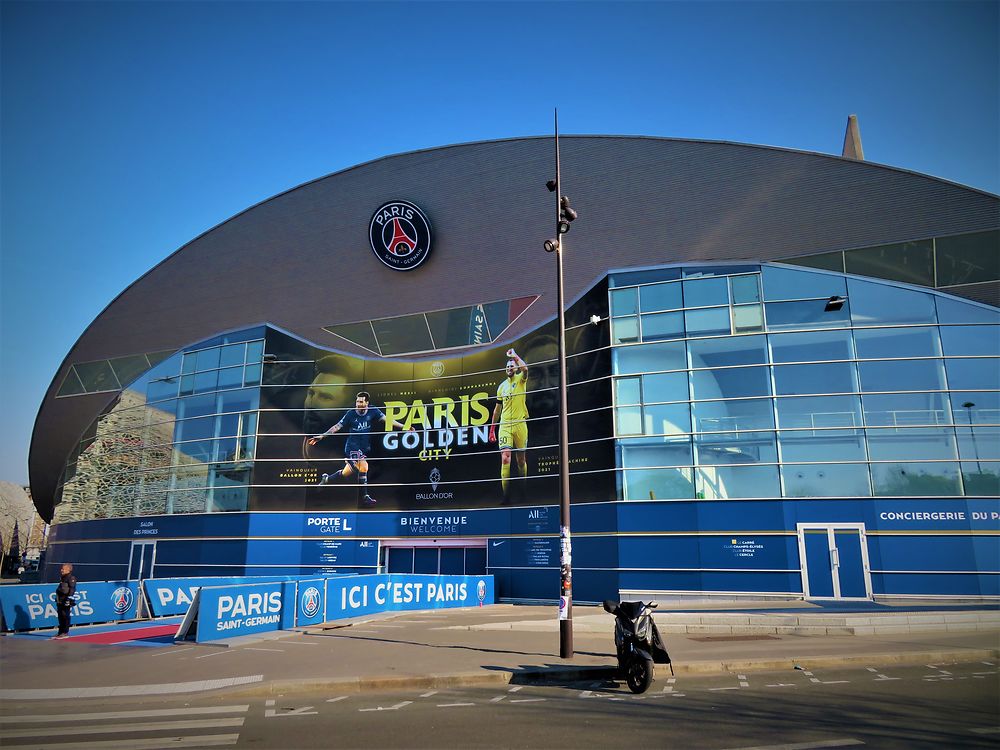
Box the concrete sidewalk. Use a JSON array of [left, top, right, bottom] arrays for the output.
[[1, 603, 997, 700]]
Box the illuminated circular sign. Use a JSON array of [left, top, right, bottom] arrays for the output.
[[369, 200, 432, 271]]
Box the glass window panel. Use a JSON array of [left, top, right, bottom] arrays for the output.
[[638, 282, 683, 313], [243, 363, 262, 387], [57, 368, 86, 397], [782, 463, 871, 498], [867, 427, 958, 461], [844, 240, 934, 286], [611, 267, 683, 287], [615, 377, 641, 405], [779, 429, 867, 462], [324, 321, 380, 353], [213, 437, 239, 462], [691, 366, 771, 400], [219, 344, 245, 368], [871, 462, 962, 496], [217, 366, 243, 390], [642, 371, 689, 403], [624, 467, 694, 500], [765, 299, 851, 331], [848, 279, 937, 326], [776, 395, 863, 429], [683, 265, 757, 278], [245, 340, 264, 363], [640, 311, 684, 341], [217, 413, 240, 438], [691, 398, 774, 432], [762, 266, 846, 301], [146, 374, 179, 402], [372, 315, 434, 355], [613, 341, 687, 375], [181, 353, 197, 375], [644, 403, 691, 435], [147, 350, 175, 367], [616, 407, 643, 435], [109, 355, 151, 388], [730, 275, 761, 304], [177, 394, 216, 419], [774, 362, 858, 395], [940, 325, 1000, 357], [426, 305, 492, 349], [611, 316, 639, 345], [956, 427, 1000, 461], [784, 252, 844, 272], [684, 307, 731, 337], [696, 465, 779, 499], [945, 358, 999, 391], [220, 388, 257, 414], [175, 416, 217, 442], [961, 462, 1000, 495], [695, 432, 777, 464], [178, 374, 195, 396], [935, 296, 1000, 325], [194, 347, 221, 373], [75, 360, 121, 392], [682, 276, 729, 307], [689, 335, 767, 368], [950, 393, 1000, 425], [733, 304, 763, 333], [610, 288, 638, 316], [935, 230, 1000, 286], [863, 392, 951, 427], [854, 326, 942, 360], [621, 436, 692, 467], [192, 369, 219, 394], [769, 329, 854, 363], [859, 359, 947, 392]]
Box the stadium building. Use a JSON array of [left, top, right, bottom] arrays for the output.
[[30, 125, 1000, 602]]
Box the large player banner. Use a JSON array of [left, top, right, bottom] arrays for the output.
[[253, 315, 614, 512]]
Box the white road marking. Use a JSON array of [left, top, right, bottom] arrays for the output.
[[489, 696, 506, 703], [265, 700, 275, 707], [709, 687, 741, 691], [265, 706, 317, 717], [326, 696, 348, 703], [739, 674, 750, 688], [0, 736, 240, 750], [195, 650, 230, 659], [243, 647, 284, 652], [766, 683, 797, 688], [971, 727, 1000, 734], [718, 740, 864, 750], [982, 661, 995, 666], [0, 718, 245, 739], [509, 698, 545, 703], [437, 703, 475, 707], [151, 647, 194, 657], [973, 671, 998, 675], [508, 685, 522, 692], [358, 701, 411, 713], [419, 691, 439, 698], [0, 706, 250, 724]]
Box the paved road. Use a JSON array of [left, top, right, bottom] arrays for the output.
[[2, 661, 996, 749]]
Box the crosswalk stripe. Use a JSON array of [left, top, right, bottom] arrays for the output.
[[0, 718, 245, 739], [0, 734, 240, 750], [0, 706, 249, 724]]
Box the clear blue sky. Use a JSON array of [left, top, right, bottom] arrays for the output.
[[1, 1, 997, 487]]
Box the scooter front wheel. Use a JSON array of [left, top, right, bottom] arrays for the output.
[[625, 654, 654, 694]]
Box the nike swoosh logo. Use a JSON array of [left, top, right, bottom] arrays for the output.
[[491, 541, 506, 547]]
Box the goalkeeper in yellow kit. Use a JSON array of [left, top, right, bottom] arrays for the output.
[[489, 348, 529, 501]]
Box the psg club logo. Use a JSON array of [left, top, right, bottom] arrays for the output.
[[111, 586, 134, 615], [476, 579, 487, 606], [369, 200, 432, 271], [300, 586, 322, 619]]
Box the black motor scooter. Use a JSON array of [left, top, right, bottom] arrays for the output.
[[603, 599, 673, 693]]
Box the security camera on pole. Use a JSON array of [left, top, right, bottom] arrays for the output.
[[544, 109, 577, 659]]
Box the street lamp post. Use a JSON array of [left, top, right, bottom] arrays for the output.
[[962, 401, 982, 473], [543, 109, 577, 659]]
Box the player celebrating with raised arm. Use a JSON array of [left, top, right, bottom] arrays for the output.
[[307, 391, 411, 506], [490, 348, 529, 501]]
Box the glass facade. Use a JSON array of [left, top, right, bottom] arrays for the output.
[[612, 264, 1000, 501], [53, 330, 264, 521]]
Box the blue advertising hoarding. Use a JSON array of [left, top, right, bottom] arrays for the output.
[[0, 581, 140, 632]]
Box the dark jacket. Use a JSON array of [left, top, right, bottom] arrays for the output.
[[55, 573, 77, 607]]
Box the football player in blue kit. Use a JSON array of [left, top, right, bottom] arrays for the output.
[[307, 391, 411, 506]]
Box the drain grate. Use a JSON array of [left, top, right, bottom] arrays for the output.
[[687, 635, 779, 642]]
